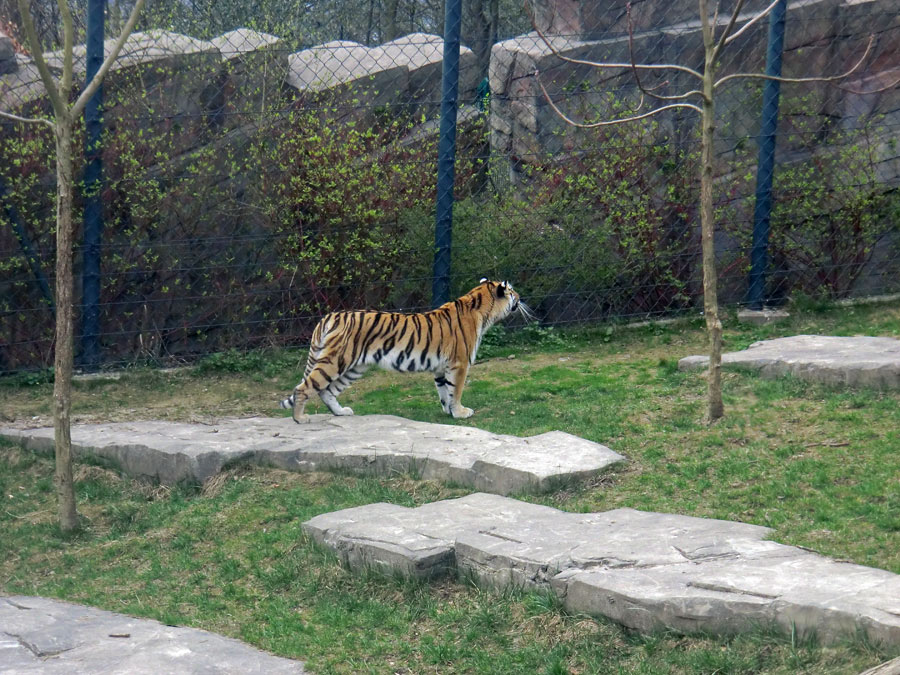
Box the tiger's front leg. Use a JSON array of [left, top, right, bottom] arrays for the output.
[[433, 373, 452, 415], [447, 362, 474, 419]]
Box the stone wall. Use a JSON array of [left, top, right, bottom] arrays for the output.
[[490, 0, 900, 184], [0, 32, 15, 75], [529, 0, 775, 40]]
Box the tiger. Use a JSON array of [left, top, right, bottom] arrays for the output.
[[280, 279, 531, 423]]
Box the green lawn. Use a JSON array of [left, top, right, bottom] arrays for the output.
[[2, 301, 899, 673]]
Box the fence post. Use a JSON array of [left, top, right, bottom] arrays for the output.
[[432, 0, 462, 308], [80, 0, 105, 370], [747, 0, 787, 310]]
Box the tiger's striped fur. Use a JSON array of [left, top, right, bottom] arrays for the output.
[[280, 280, 529, 423]]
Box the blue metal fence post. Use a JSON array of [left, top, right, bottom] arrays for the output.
[[432, 0, 462, 308], [81, 0, 105, 369], [747, 0, 788, 310]]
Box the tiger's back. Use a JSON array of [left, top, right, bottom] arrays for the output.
[[280, 280, 527, 422]]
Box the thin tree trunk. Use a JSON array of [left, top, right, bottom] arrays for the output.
[[53, 114, 78, 532], [384, 0, 400, 41], [470, 0, 493, 81], [699, 2, 724, 422]]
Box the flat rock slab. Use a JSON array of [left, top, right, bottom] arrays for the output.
[[679, 335, 900, 389], [0, 415, 623, 495], [304, 493, 900, 647], [0, 595, 304, 673]]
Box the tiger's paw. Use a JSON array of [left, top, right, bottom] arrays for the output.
[[451, 406, 474, 419], [334, 406, 354, 416], [292, 413, 311, 424]]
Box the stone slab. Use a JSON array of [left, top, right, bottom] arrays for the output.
[[303, 493, 900, 647], [43, 30, 218, 75], [678, 335, 900, 389], [736, 308, 791, 326], [0, 415, 624, 495], [286, 34, 478, 102], [0, 595, 305, 673], [860, 656, 900, 675], [210, 29, 281, 60]]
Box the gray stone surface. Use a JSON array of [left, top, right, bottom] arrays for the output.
[[860, 656, 900, 675], [678, 335, 900, 389], [0, 595, 305, 673], [737, 308, 791, 326], [0, 58, 54, 111], [0, 415, 624, 495], [285, 33, 479, 120], [0, 34, 15, 75], [210, 29, 281, 60], [304, 493, 900, 647], [43, 30, 218, 76]]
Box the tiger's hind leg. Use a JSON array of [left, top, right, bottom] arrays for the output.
[[280, 377, 316, 424], [320, 366, 367, 416], [281, 363, 350, 423]]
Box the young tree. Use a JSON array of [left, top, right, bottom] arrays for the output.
[[535, 0, 884, 422], [0, 0, 145, 531]]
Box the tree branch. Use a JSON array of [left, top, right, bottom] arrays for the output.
[[714, 35, 875, 89], [0, 109, 56, 127], [72, 0, 147, 117], [533, 22, 704, 82], [56, 0, 74, 98], [834, 69, 900, 96], [724, 0, 780, 47], [535, 70, 701, 128], [16, 0, 65, 117], [712, 0, 746, 64], [626, 3, 703, 102]]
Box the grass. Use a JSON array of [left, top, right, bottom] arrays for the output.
[[2, 300, 900, 673]]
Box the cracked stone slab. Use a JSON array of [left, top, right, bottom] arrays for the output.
[[678, 335, 900, 389], [0, 595, 305, 673], [0, 415, 624, 495], [303, 493, 900, 647]]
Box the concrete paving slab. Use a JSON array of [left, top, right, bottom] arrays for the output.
[[679, 335, 900, 389], [860, 656, 900, 675], [0, 595, 305, 673], [0, 415, 624, 495], [303, 493, 900, 647]]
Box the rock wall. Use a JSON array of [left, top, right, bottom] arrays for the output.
[[0, 28, 480, 139], [490, 0, 900, 182], [0, 32, 15, 75], [529, 0, 775, 40]]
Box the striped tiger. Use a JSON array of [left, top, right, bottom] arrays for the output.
[[280, 279, 531, 423]]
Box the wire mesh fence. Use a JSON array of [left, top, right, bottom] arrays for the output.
[[1, 0, 898, 373]]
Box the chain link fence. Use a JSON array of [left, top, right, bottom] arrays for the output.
[[1, 0, 898, 373]]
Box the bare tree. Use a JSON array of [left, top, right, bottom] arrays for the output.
[[535, 0, 884, 422], [1, 0, 145, 531]]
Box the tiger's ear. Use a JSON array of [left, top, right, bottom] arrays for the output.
[[480, 277, 488, 284], [496, 281, 507, 297]]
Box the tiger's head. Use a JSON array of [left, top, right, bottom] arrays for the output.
[[476, 278, 534, 325]]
